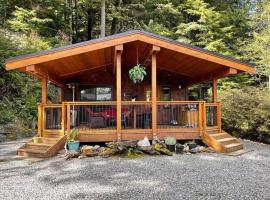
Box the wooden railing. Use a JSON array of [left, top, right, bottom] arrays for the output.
[[37, 101, 222, 137], [64, 101, 117, 133], [157, 101, 202, 129], [205, 102, 221, 131], [122, 101, 152, 129]]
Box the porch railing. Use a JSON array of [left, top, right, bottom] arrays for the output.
[[38, 101, 221, 137], [157, 101, 201, 129], [64, 101, 117, 132], [122, 101, 152, 129], [43, 104, 62, 130], [205, 102, 221, 131]]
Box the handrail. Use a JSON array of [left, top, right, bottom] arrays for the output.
[[63, 101, 116, 105], [122, 101, 152, 105]]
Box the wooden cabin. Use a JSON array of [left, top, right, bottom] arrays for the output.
[[5, 30, 255, 158]]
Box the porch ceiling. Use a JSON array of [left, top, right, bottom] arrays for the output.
[[5, 30, 255, 87]]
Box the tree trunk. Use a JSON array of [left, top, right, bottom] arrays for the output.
[[110, 0, 121, 35], [100, 0, 106, 37], [87, 7, 93, 40]]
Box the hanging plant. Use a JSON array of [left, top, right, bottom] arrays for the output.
[[129, 64, 147, 84]]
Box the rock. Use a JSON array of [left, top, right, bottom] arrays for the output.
[[189, 146, 201, 154], [138, 146, 161, 155], [81, 145, 94, 156], [184, 145, 189, 152], [78, 155, 86, 159], [98, 148, 116, 157], [65, 152, 80, 160], [93, 145, 100, 150], [153, 143, 172, 156], [137, 136, 151, 147]]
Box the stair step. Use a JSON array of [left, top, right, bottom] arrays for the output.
[[217, 138, 238, 145], [42, 133, 63, 138], [17, 148, 47, 158], [224, 143, 243, 153], [26, 143, 52, 151], [34, 137, 59, 144], [211, 133, 230, 139]]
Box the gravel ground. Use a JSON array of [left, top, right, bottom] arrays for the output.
[[0, 140, 270, 200]]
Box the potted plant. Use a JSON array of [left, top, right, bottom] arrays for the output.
[[165, 136, 177, 152], [67, 128, 80, 151], [129, 64, 147, 83]]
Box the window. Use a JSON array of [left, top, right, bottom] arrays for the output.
[[80, 87, 112, 101], [163, 87, 171, 101]]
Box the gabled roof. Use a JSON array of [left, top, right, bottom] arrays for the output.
[[5, 30, 254, 74]]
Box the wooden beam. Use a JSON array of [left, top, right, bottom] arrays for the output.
[[115, 45, 123, 141], [212, 79, 218, 103], [41, 76, 47, 104], [152, 45, 160, 138], [60, 63, 113, 78], [186, 67, 238, 87], [25, 65, 65, 88]]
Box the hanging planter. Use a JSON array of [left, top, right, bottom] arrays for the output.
[[129, 64, 147, 84]]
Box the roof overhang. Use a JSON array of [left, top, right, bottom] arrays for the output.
[[5, 30, 255, 87]]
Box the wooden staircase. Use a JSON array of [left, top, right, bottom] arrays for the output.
[[17, 132, 67, 158], [202, 129, 243, 153]]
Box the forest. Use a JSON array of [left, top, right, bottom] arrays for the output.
[[0, 0, 270, 143]]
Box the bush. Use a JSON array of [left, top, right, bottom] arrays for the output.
[[219, 87, 270, 144]]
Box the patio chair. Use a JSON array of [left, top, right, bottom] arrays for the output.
[[85, 108, 106, 128]]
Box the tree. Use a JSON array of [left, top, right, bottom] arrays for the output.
[[100, 0, 105, 37], [242, 0, 270, 88]]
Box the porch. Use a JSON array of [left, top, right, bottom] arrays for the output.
[[39, 101, 221, 142]]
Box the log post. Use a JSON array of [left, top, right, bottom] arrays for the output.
[[61, 104, 66, 135], [152, 45, 160, 138], [42, 76, 47, 104], [115, 45, 123, 141], [37, 104, 43, 137], [212, 79, 217, 103], [67, 104, 71, 135]]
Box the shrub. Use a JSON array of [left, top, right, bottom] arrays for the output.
[[219, 87, 270, 144]]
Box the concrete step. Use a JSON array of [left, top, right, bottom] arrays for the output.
[[224, 143, 243, 153]]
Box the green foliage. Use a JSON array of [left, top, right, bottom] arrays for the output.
[[220, 87, 270, 144], [128, 64, 147, 84], [69, 128, 79, 142], [8, 6, 52, 34], [164, 137, 177, 145]]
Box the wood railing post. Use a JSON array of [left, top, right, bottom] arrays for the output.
[[38, 104, 43, 137], [61, 103, 66, 135], [199, 102, 203, 136], [202, 102, 206, 136], [66, 104, 71, 134], [217, 102, 222, 132], [152, 45, 160, 139], [115, 45, 123, 141]]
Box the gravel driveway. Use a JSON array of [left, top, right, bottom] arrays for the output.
[[0, 140, 270, 200]]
